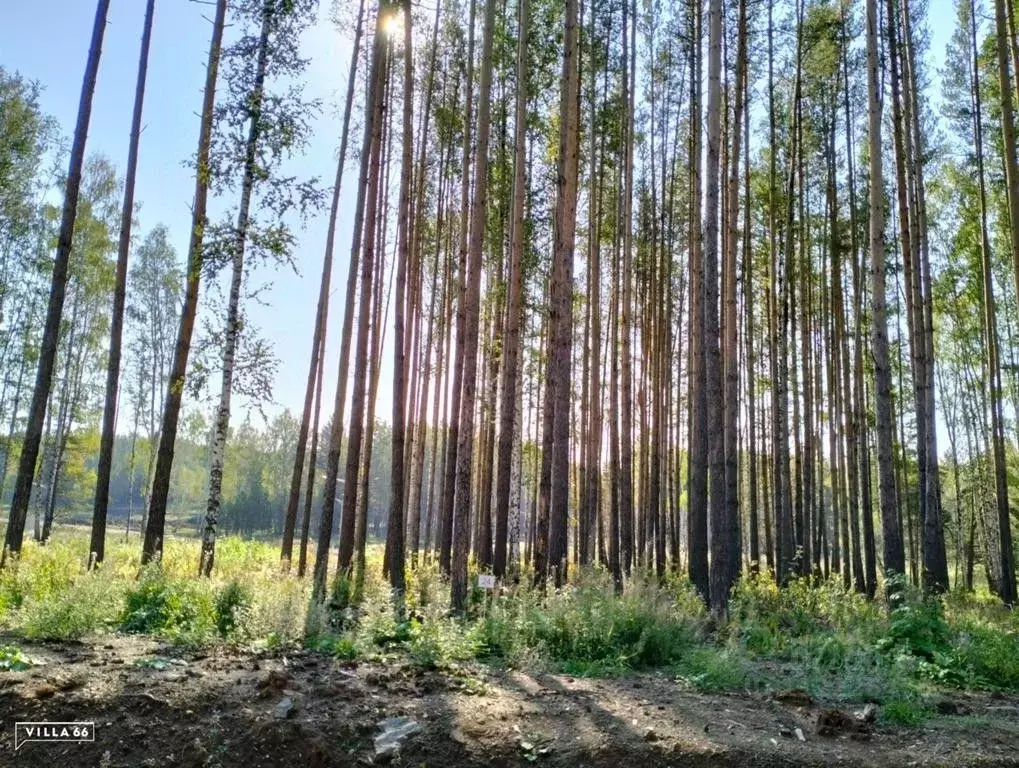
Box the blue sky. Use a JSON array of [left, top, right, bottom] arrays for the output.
[[0, 0, 368, 427]]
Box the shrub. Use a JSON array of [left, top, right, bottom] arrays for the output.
[[956, 622, 1019, 689], [214, 580, 250, 638], [731, 573, 880, 656], [879, 597, 952, 661], [407, 603, 480, 670], [235, 575, 309, 650], [121, 565, 216, 646], [0, 540, 83, 620]]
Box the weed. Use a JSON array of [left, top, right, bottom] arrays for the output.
[[121, 564, 216, 646], [214, 580, 250, 638], [881, 697, 930, 726], [673, 647, 753, 692], [0, 644, 31, 671]]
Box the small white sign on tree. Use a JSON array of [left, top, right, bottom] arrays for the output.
[[477, 574, 496, 590]]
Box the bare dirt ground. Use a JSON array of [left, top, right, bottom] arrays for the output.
[[1, 634, 1017, 767]]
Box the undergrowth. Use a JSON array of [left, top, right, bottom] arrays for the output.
[[0, 531, 311, 648], [3, 528, 1018, 729]]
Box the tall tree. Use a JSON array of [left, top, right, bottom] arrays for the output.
[[546, 0, 581, 583], [451, 0, 496, 612], [335, 15, 389, 586], [312, 1, 387, 599], [687, 0, 708, 598], [90, 0, 156, 568], [200, 0, 319, 576], [494, 0, 529, 579], [283, 0, 365, 570], [715, 0, 746, 614], [141, 0, 228, 564], [968, 0, 1016, 605], [3, 0, 112, 564], [386, 0, 414, 602], [866, 0, 906, 582]]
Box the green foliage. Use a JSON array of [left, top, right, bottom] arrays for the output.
[[879, 595, 952, 662], [406, 604, 482, 670], [475, 571, 703, 673], [730, 573, 881, 655], [881, 698, 930, 726], [872, 587, 1019, 691], [6, 530, 1019, 729], [234, 573, 308, 650], [728, 574, 935, 707], [674, 647, 752, 692], [20, 568, 121, 641], [0, 542, 83, 618], [121, 565, 216, 646], [0, 645, 32, 671], [314, 569, 704, 675], [214, 580, 250, 637], [949, 621, 1019, 690]]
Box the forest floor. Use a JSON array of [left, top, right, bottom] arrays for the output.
[[1, 633, 1018, 768]]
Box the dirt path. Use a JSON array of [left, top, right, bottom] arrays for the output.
[[1, 634, 1017, 767]]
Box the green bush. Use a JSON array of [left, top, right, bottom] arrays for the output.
[[0, 541, 83, 620], [235, 575, 309, 650], [214, 580, 250, 638], [879, 597, 952, 661], [407, 603, 480, 670], [953, 622, 1019, 689], [731, 573, 880, 656], [873, 591, 1019, 690], [121, 565, 216, 645]]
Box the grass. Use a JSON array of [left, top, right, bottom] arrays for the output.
[[2, 528, 1018, 729], [0, 529, 312, 649]]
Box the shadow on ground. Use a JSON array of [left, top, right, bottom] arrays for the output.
[[1, 634, 1017, 767]]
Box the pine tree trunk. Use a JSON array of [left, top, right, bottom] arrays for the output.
[[687, 0, 708, 599], [91, 0, 156, 567], [141, 0, 227, 566], [494, 0, 528, 579], [450, 0, 497, 612], [705, 0, 732, 614], [297, 335, 326, 577], [334, 21, 389, 585], [407, 147, 447, 567], [311, 4, 386, 600], [971, 2, 1016, 604], [865, 0, 905, 583], [283, 0, 364, 569], [718, 0, 746, 612], [548, 0, 580, 584], [385, 0, 414, 601], [3, 0, 112, 564], [439, 0, 478, 576]]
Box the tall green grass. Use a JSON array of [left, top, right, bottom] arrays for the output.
[[0, 530, 312, 647]]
